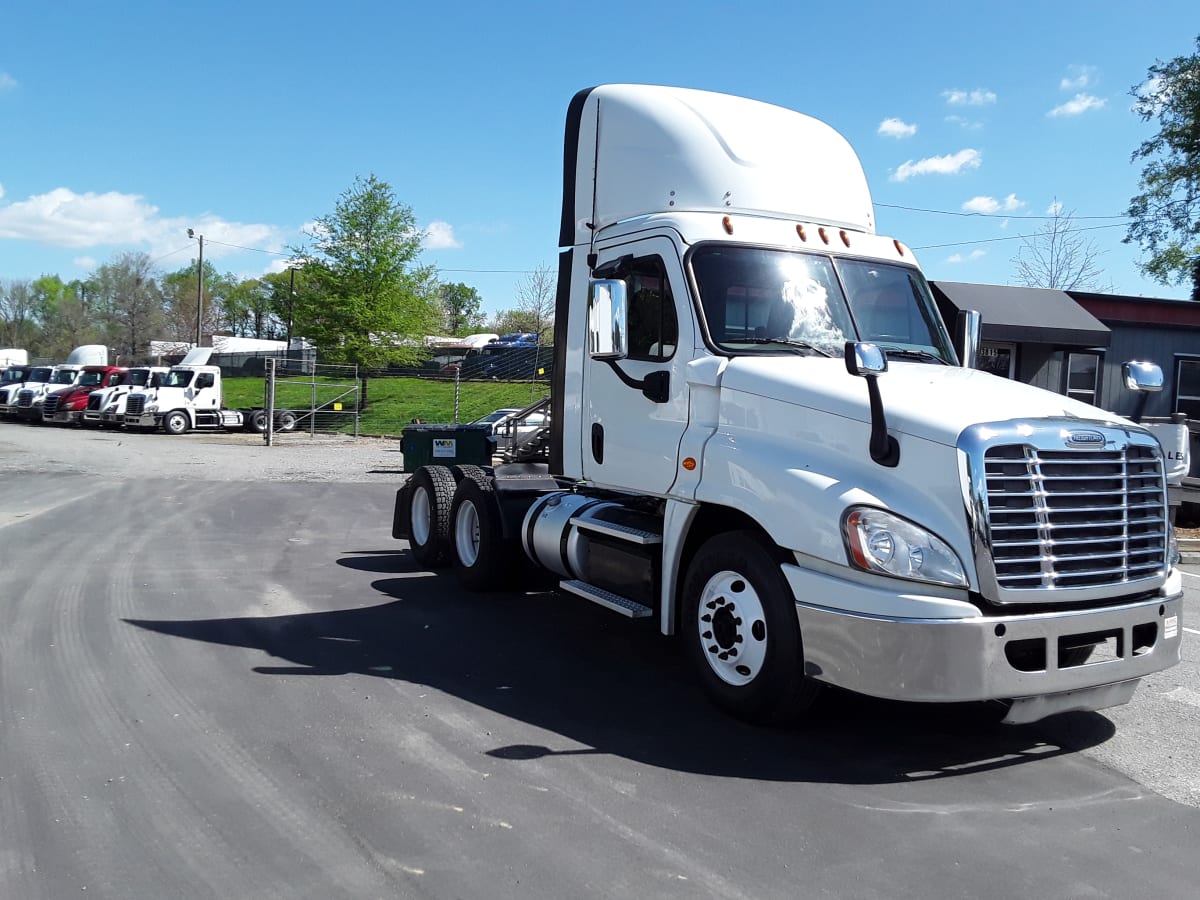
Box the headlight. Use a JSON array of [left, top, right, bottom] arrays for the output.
[[842, 507, 967, 587], [1168, 522, 1180, 568]]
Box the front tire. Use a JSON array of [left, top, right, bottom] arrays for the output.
[[408, 466, 456, 567], [682, 531, 821, 725], [450, 471, 514, 591], [163, 409, 190, 435]]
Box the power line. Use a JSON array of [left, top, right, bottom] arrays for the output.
[[877, 201, 1131, 221], [203, 238, 289, 256], [912, 221, 1128, 251]]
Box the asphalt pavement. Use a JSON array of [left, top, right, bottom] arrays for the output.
[[0, 456, 1198, 898]]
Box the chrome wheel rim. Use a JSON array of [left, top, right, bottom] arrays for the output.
[[411, 486, 432, 546], [697, 569, 768, 686], [454, 500, 480, 567]]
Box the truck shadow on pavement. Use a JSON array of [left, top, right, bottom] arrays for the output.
[[125, 550, 1118, 785]]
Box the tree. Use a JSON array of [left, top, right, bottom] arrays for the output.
[[0, 280, 41, 349], [91, 252, 166, 362], [291, 174, 439, 366], [496, 263, 556, 343], [1011, 205, 1111, 291], [1125, 35, 1200, 290], [438, 282, 486, 335], [161, 259, 220, 344]]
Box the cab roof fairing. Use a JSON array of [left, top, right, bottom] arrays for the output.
[[562, 84, 875, 251]]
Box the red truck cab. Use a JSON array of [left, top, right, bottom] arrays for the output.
[[43, 365, 128, 425]]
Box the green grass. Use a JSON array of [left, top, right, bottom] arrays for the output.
[[221, 375, 548, 436]]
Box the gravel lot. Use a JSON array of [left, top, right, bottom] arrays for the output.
[[0, 422, 410, 483]]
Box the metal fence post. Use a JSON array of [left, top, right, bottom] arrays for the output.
[[265, 356, 276, 446], [454, 368, 460, 423]]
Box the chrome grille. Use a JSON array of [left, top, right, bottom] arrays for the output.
[[126, 396, 145, 416], [43, 395, 61, 416], [984, 443, 1167, 590], [17, 389, 33, 408]]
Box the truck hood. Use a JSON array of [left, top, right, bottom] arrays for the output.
[[720, 356, 1128, 446]]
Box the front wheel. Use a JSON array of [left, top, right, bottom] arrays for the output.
[[682, 531, 821, 725], [163, 409, 190, 435]]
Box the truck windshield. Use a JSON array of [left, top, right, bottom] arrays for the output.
[[1, 367, 23, 382], [127, 371, 151, 386], [162, 370, 194, 388], [78, 372, 104, 386], [690, 246, 955, 363], [30, 368, 52, 382], [52, 370, 77, 384]]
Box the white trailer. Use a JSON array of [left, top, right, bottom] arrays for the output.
[[394, 85, 1182, 727]]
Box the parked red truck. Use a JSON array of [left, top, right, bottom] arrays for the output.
[[42, 365, 127, 425]]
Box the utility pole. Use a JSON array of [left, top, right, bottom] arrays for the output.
[[187, 229, 204, 346]]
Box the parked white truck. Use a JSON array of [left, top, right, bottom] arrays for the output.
[[123, 348, 293, 434], [5, 345, 107, 422], [394, 85, 1182, 726], [81, 366, 169, 428]]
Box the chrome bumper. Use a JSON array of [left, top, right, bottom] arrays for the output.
[[125, 413, 159, 427], [786, 565, 1182, 705]]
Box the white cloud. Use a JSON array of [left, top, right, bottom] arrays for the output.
[[422, 220, 462, 249], [946, 250, 987, 264], [0, 182, 5, 199], [961, 193, 1023, 214], [1060, 65, 1097, 91], [943, 89, 996, 107], [0, 72, 16, 91], [72, 256, 96, 270], [0, 186, 285, 262], [944, 115, 984, 131], [1047, 94, 1106, 117], [878, 117, 917, 139], [1047, 200, 1064, 215], [891, 149, 982, 182]]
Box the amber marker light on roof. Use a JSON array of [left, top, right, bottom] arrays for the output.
[[818, 227, 830, 244], [840, 230, 850, 247], [894, 239, 906, 257], [682, 457, 697, 471], [722, 216, 734, 234], [796, 224, 807, 241]]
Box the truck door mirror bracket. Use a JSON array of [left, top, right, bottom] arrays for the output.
[[844, 342, 900, 468]]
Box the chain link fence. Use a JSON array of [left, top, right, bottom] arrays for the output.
[[263, 358, 360, 445]]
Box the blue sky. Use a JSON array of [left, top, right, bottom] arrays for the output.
[[2, 1, 1197, 318]]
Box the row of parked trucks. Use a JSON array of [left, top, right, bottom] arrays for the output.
[[0, 346, 292, 434]]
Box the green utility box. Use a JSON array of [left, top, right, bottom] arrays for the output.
[[401, 423, 495, 472]]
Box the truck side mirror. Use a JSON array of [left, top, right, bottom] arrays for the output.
[[954, 309, 981, 368], [1122, 360, 1163, 393], [844, 342, 899, 467], [588, 279, 628, 359]]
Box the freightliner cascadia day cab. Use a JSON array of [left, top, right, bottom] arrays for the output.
[[124, 348, 295, 434], [394, 85, 1183, 726]]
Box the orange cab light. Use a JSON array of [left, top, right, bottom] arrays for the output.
[[682, 457, 697, 471], [796, 224, 807, 241], [840, 230, 850, 247], [818, 227, 830, 244], [722, 216, 734, 234], [894, 239, 906, 257]]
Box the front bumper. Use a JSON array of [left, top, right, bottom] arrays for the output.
[[784, 563, 1182, 705], [125, 413, 160, 428], [47, 409, 84, 425]]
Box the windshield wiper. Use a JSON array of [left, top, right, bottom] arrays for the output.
[[877, 346, 949, 365], [738, 338, 833, 357]]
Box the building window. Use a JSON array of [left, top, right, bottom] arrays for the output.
[[978, 342, 1016, 378], [1066, 352, 1101, 405], [1176, 357, 1200, 418]]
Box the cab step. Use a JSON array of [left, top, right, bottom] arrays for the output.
[[560, 579, 653, 618], [568, 517, 662, 544]]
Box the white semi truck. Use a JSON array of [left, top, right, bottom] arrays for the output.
[[5, 345, 107, 422], [123, 348, 294, 434], [393, 84, 1182, 726], [81, 366, 170, 428]]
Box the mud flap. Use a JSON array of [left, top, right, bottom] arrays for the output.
[[392, 482, 413, 540]]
